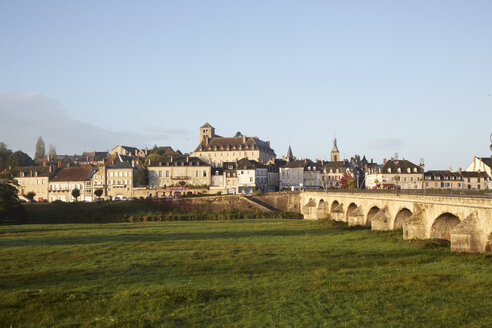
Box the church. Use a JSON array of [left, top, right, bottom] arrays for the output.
[[191, 123, 276, 167]]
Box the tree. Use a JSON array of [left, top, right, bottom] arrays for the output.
[[136, 168, 149, 186], [48, 144, 56, 160], [0, 176, 26, 223], [234, 131, 243, 137], [0, 142, 13, 171], [26, 191, 36, 202], [7, 151, 33, 168], [35, 136, 46, 160], [340, 173, 356, 189], [94, 189, 103, 198], [178, 181, 186, 187], [71, 188, 80, 202]]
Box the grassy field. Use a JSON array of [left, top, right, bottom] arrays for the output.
[[1, 219, 492, 327]]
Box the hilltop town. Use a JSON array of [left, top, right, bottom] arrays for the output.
[[2, 122, 491, 202]]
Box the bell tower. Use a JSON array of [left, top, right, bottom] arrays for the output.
[[200, 122, 215, 142], [330, 138, 340, 162]]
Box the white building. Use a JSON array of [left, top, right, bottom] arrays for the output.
[[237, 158, 267, 194]]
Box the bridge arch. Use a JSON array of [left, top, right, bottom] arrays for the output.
[[394, 208, 412, 230], [430, 212, 460, 240], [366, 206, 381, 227], [318, 199, 327, 208], [346, 203, 358, 220], [331, 200, 341, 212]]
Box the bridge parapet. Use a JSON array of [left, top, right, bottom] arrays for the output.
[[300, 191, 492, 253]]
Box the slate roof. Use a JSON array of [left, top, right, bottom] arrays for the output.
[[322, 161, 348, 169], [108, 161, 133, 169], [237, 158, 266, 170], [10, 166, 51, 178], [147, 155, 210, 167], [282, 160, 311, 169], [195, 136, 275, 155], [50, 167, 93, 182], [424, 170, 463, 181], [381, 159, 423, 174], [461, 171, 490, 178], [478, 157, 492, 168]]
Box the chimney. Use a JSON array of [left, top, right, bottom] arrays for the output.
[[266, 141, 270, 147], [459, 167, 462, 173], [383, 158, 387, 165], [186, 156, 189, 162], [135, 149, 138, 156], [242, 135, 246, 143], [449, 167, 453, 172], [49, 165, 52, 173], [170, 155, 173, 162], [371, 158, 373, 163], [86, 155, 89, 161], [58, 160, 61, 168], [43, 160, 46, 167], [391, 157, 394, 161], [149, 159, 151, 165]]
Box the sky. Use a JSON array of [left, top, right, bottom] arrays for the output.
[[0, 0, 491, 170]]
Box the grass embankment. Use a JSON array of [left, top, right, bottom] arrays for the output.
[[17, 201, 299, 224], [1, 219, 492, 327]]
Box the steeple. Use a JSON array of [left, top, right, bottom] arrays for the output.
[[331, 138, 340, 162], [286, 146, 293, 162]]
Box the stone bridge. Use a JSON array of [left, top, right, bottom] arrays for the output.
[[300, 191, 492, 253]]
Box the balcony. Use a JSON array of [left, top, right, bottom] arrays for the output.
[[171, 176, 190, 180]]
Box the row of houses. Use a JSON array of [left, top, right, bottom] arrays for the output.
[[6, 123, 492, 202]]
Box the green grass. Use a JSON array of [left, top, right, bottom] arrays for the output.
[[19, 202, 299, 224], [1, 219, 492, 327]]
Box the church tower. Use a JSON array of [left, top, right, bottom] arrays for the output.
[[330, 138, 340, 162], [200, 122, 215, 142]]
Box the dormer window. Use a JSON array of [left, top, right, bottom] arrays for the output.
[[413, 168, 417, 173], [397, 168, 401, 173], [388, 168, 392, 173], [407, 168, 411, 173]]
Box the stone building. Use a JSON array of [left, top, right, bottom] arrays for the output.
[[279, 160, 309, 191], [48, 166, 94, 202], [112, 145, 148, 158], [365, 159, 424, 189], [461, 171, 489, 190], [465, 156, 492, 189], [236, 158, 267, 194], [106, 161, 137, 199], [192, 123, 276, 167], [147, 155, 211, 196], [321, 161, 353, 189], [424, 171, 464, 190], [303, 161, 323, 188], [11, 165, 55, 202]]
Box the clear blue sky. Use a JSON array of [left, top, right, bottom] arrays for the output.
[[0, 0, 491, 170]]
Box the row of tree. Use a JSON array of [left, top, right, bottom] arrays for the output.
[[34, 136, 56, 160], [0, 137, 58, 172]]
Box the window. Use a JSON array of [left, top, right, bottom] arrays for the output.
[[203, 171, 207, 177], [158, 171, 162, 177], [166, 171, 170, 177]]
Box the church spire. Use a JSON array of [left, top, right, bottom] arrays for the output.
[[331, 138, 340, 162], [287, 146, 293, 162]]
